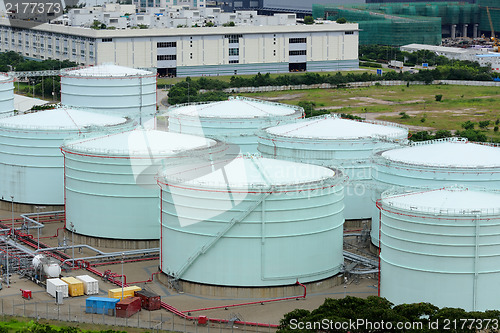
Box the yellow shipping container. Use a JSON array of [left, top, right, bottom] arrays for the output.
[[61, 277, 84, 297], [108, 286, 142, 299]]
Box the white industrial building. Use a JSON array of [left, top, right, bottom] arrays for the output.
[[0, 17, 359, 76], [401, 43, 500, 72]]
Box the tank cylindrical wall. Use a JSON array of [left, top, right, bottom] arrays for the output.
[[0, 77, 14, 118], [0, 122, 134, 205], [160, 179, 345, 287], [371, 154, 500, 245], [61, 75, 157, 118], [258, 131, 406, 220], [379, 204, 500, 311], [63, 154, 161, 239], [63, 133, 227, 240]]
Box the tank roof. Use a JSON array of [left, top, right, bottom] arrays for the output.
[[381, 139, 500, 168], [62, 64, 153, 77], [0, 74, 11, 82], [168, 97, 301, 119], [266, 115, 408, 140], [0, 107, 128, 130], [382, 186, 500, 216], [161, 155, 338, 189], [62, 129, 217, 157]]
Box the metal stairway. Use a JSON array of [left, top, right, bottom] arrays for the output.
[[171, 188, 274, 281]]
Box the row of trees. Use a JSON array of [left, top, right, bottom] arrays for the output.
[[0, 51, 77, 72], [359, 45, 469, 67], [0, 51, 78, 100], [170, 62, 492, 92], [278, 296, 500, 333], [409, 119, 499, 143]]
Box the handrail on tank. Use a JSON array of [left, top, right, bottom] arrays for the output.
[[164, 95, 305, 116], [410, 137, 468, 146], [378, 185, 500, 217]]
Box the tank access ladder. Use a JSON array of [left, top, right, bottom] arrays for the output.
[[171, 187, 274, 281]]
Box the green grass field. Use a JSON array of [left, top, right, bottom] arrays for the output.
[[240, 84, 500, 140]]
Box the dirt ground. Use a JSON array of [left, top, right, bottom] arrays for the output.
[[0, 208, 378, 328]]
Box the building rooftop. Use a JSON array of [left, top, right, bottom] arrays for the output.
[[266, 115, 407, 140], [0, 17, 358, 37], [401, 44, 468, 54]]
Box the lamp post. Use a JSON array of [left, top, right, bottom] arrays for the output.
[[5, 233, 9, 288], [10, 196, 14, 241], [34, 206, 45, 249], [69, 222, 76, 266], [121, 253, 125, 300]]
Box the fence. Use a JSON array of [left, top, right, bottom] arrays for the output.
[[0, 299, 276, 333], [204, 80, 500, 94]]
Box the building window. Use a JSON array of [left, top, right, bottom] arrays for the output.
[[229, 60, 239, 63], [157, 54, 176, 60], [229, 48, 239, 56], [102, 38, 112, 42], [345, 31, 354, 35], [289, 38, 306, 43], [157, 42, 176, 48], [289, 50, 306, 56], [225, 34, 242, 44], [190, 53, 192, 59]]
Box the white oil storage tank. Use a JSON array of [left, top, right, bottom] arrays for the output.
[[0, 74, 14, 118], [371, 138, 500, 245], [0, 107, 134, 206], [167, 96, 304, 153], [62, 129, 228, 242], [60, 64, 157, 120], [258, 114, 408, 220], [378, 186, 500, 311], [159, 155, 345, 287]]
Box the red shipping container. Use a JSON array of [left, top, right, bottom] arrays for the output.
[[20, 289, 32, 300], [198, 316, 208, 325], [115, 297, 142, 318], [134, 290, 161, 311]]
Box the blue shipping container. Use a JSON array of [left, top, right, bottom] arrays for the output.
[[86, 297, 120, 315]]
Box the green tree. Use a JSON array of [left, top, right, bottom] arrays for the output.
[[336, 17, 347, 24], [297, 101, 316, 117], [478, 120, 490, 129], [303, 16, 314, 25], [461, 121, 475, 130]]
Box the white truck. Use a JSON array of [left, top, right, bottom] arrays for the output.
[[389, 60, 404, 69]]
